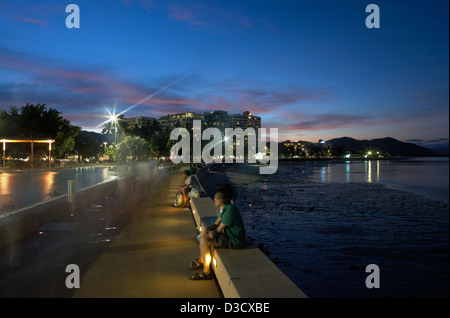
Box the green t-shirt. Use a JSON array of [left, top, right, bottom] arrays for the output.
[[219, 204, 246, 249]]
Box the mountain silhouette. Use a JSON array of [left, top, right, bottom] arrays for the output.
[[327, 137, 437, 157]]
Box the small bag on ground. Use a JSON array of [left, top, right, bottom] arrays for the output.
[[173, 193, 184, 207]]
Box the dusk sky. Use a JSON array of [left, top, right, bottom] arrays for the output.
[[0, 0, 448, 148]]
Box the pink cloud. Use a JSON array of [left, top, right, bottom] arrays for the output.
[[0, 49, 344, 137], [262, 113, 404, 137], [124, 96, 196, 107], [195, 82, 332, 116], [0, 49, 199, 122], [263, 115, 367, 132], [0, 50, 152, 100], [0, 52, 101, 83], [14, 15, 48, 27]]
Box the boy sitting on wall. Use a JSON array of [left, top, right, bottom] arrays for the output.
[[189, 184, 246, 280]]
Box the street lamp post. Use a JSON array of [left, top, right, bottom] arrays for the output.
[[108, 114, 118, 146], [2, 141, 5, 169], [49, 141, 52, 170], [98, 109, 122, 147], [114, 120, 117, 145]]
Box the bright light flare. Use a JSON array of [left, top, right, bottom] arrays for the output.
[[109, 115, 118, 124], [98, 107, 120, 128], [97, 75, 188, 128]]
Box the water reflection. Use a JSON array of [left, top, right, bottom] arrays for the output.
[[320, 166, 326, 183], [345, 161, 350, 183], [377, 160, 380, 182], [0, 172, 10, 196], [337, 160, 381, 184], [43, 171, 58, 199], [0, 165, 145, 215], [315, 158, 449, 203], [363, 160, 380, 183], [365, 161, 371, 183]]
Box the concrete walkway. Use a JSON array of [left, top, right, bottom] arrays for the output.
[[73, 169, 221, 298]]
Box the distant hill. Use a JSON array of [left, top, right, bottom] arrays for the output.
[[427, 146, 449, 156], [80, 130, 112, 143], [327, 137, 437, 157]]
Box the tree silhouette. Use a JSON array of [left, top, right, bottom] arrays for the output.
[[0, 103, 81, 159]]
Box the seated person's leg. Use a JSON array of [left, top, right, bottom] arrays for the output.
[[199, 230, 212, 275], [189, 229, 213, 280], [181, 187, 190, 207]]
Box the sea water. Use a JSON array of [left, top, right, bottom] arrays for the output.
[[313, 157, 449, 203], [231, 158, 449, 298]]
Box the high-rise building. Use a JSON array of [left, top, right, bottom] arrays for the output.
[[156, 110, 261, 134], [230, 111, 261, 131], [204, 110, 230, 133], [122, 116, 156, 129], [157, 112, 204, 130]]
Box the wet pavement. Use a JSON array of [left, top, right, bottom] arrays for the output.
[[0, 168, 221, 298]]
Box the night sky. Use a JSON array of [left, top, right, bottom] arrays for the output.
[[0, 0, 448, 148]]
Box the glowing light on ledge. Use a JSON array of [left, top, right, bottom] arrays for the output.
[[205, 253, 211, 267]]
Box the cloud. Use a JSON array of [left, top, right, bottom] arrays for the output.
[[0, 47, 380, 137], [0, 48, 189, 104], [0, 48, 198, 130], [406, 139, 424, 143], [0, 48, 376, 136], [168, 1, 273, 32], [13, 15, 48, 27], [262, 113, 375, 132], [294, 114, 373, 131], [169, 4, 210, 28], [407, 138, 449, 144], [428, 138, 449, 143], [195, 80, 332, 116], [408, 138, 450, 148], [120, 0, 159, 14]]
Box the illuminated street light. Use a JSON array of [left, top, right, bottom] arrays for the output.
[[96, 77, 187, 141], [109, 114, 119, 145], [98, 109, 121, 145]]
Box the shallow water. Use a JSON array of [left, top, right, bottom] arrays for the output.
[[226, 161, 449, 298], [312, 158, 449, 203]]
